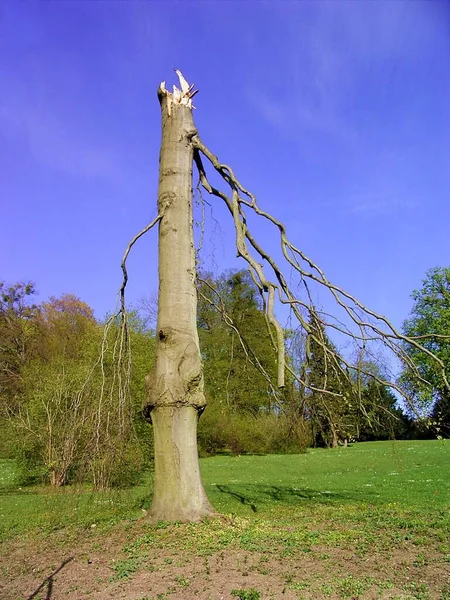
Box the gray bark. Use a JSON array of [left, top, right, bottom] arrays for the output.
[[145, 82, 214, 522]]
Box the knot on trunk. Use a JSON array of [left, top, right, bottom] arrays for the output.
[[143, 401, 206, 423]]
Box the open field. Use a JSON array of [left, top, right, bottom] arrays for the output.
[[1, 440, 449, 599]]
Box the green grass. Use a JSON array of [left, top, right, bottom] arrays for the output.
[[0, 468, 150, 541], [2, 440, 450, 600], [0, 440, 449, 542], [201, 439, 450, 513]]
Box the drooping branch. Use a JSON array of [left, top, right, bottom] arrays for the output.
[[119, 214, 163, 316], [194, 148, 357, 398], [191, 133, 450, 411], [193, 149, 286, 388], [79, 207, 163, 487]]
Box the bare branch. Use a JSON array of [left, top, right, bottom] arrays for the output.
[[191, 133, 450, 410], [194, 147, 286, 388], [120, 215, 162, 316]]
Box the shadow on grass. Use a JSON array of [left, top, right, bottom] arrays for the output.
[[216, 485, 259, 512], [214, 484, 356, 512], [134, 484, 361, 515], [0, 486, 39, 496], [26, 557, 74, 600]]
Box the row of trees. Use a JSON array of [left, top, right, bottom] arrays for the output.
[[1, 265, 448, 487]]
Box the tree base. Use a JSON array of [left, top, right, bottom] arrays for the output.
[[148, 405, 214, 523]]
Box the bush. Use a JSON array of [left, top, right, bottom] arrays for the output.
[[14, 441, 47, 486], [0, 422, 18, 460], [198, 406, 310, 456]]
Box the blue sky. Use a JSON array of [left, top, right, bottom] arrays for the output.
[[1, 0, 449, 336]]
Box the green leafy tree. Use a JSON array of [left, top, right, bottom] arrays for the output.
[[305, 309, 356, 447], [356, 378, 412, 441], [0, 281, 39, 414], [14, 294, 102, 486], [6, 292, 156, 487], [0, 282, 40, 458], [401, 267, 450, 435], [198, 270, 278, 414], [197, 270, 284, 454]]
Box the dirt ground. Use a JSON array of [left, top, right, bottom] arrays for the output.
[[1, 519, 449, 600]]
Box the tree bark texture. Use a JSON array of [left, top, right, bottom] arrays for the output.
[[145, 83, 214, 522]]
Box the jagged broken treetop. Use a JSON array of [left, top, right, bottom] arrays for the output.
[[158, 69, 199, 115]]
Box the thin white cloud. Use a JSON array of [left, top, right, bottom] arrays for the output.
[[247, 1, 440, 141], [347, 194, 419, 216]]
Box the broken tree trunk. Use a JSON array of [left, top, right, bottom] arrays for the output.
[[145, 73, 214, 522]]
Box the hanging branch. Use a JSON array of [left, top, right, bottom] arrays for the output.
[[190, 133, 450, 411], [75, 211, 164, 488], [119, 214, 163, 317], [193, 150, 287, 388]]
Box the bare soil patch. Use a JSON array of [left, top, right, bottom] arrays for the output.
[[1, 517, 449, 600]]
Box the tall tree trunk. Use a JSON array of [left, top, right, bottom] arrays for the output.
[[331, 424, 339, 448], [145, 77, 214, 522]]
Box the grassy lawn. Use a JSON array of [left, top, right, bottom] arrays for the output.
[[203, 439, 450, 512], [1, 440, 449, 599]]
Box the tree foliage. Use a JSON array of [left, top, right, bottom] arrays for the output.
[[301, 310, 412, 445], [0, 282, 41, 458], [1, 282, 156, 487], [1, 264, 427, 492], [197, 270, 310, 455], [13, 294, 104, 485], [303, 309, 356, 447], [357, 379, 411, 441], [401, 267, 450, 435], [198, 270, 278, 414], [0, 282, 39, 416]]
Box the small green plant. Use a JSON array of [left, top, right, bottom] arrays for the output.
[[440, 586, 450, 600], [175, 575, 190, 587], [413, 552, 428, 566], [111, 557, 140, 580], [231, 588, 261, 600], [338, 575, 373, 598], [378, 580, 395, 591], [404, 582, 431, 600], [290, 582, 309, 591], [123, 533, 155, 558], [320, 583, 333, 597]]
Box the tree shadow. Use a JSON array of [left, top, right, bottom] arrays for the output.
[[214, 484, 357, 512], [216, 484, 258, 512], [26, 557, 74, 600]]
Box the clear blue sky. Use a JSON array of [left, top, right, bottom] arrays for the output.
[[1, 0, 449, 333]]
